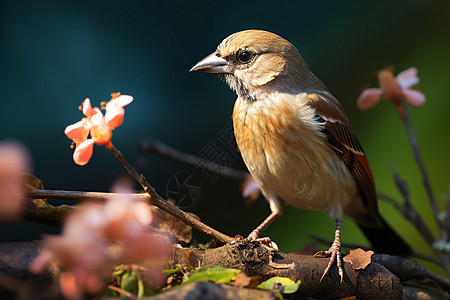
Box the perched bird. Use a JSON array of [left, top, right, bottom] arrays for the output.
[[190, 30, 411, 282]]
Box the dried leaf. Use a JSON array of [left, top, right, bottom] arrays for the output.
[[186, 250, 199, 269], [151, 205, 192, 244], [229, 273, 260, 288], [343, 248, 374, 270], [23, 173, 44, 190]]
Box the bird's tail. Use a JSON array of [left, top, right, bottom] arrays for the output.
[[358, 216, 412, 256]]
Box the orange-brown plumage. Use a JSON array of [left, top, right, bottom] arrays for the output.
[[191, 29, 411, 283]]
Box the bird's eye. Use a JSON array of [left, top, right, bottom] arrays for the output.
[[237, 50, 253, 63]]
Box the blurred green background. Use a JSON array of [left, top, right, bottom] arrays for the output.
[[1, 0, 449, 275]]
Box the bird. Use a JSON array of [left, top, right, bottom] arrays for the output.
[[190, 29, 411, 283]]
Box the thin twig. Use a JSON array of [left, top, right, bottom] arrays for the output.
[[29, 189, 149, 202], [30, 186, 233, 244], [108, 143, 234, 244], [137, 138, 248, 180], [445, 187, 450, 242], [378, 191, 436, 246], [400, 99, 443, 237], [107, 285, 135, 298]]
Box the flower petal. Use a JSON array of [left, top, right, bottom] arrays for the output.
[[30, 251, 53, 273], [356, 88, 382, 110], [132, 202, 152, 225], [396, 67, 419, 89], [403, 89, 426, 107], [73, 139, 95, 166], [104, 107, 125, 129], [242, 176, 260, 199], [378, 70, 403, 101], [82, 98, 92, 116], [59, 271, 82, 300], [105, 95, 133, 111], [65, 120, 89, 141], [90, 107, 104, 125]]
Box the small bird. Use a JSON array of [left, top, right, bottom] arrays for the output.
[[190, 30, 411, 282]]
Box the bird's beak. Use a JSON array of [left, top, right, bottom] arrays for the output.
[[190, 51, 230, 73]]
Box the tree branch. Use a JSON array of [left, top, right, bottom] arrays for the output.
[[28, 188, 233, 244], [378, 191, 436, 246], [137, 138, 248, 180]]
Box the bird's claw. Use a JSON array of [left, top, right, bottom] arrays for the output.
[[247, 230, 260, 241], [314, 245, 343, 284], [230, 232, 277, 249]]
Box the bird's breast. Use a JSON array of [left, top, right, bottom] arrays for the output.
[[232, 93, 358, 211]]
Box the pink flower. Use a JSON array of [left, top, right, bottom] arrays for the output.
[[0, 141, 31, 222], [64, 94, 133, 166], [241, 175, 261, 201], [31, 194, 171, 298], [30, 204, 110, 299], [104, 197, 170, 262], [356, 67, 425, 115]]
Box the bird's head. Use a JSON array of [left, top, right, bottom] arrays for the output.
[[190, 30, 323, 100]]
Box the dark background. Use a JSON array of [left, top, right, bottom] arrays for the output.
[[1, 0, 449, 276]]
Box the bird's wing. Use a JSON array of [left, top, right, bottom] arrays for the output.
[[307, 92, 379, 218]]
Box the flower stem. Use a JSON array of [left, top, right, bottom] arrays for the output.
[[107, 143, 234, 244], [400, 99, 443, 236]]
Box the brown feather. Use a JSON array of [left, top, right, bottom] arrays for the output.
[[308, 93, 380, 224]]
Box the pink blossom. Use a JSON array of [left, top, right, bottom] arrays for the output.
[[64, 94, 133, 166], [104, 94, 133, 128], [103, 196, 170, 262], [0, 141, 31, 222], [31, 194, 171, 298], [30, 204, 110, 299], [241, 175, 261, 201], [356, 67, 425, 115]]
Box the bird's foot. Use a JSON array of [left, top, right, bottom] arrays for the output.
[[314, 243, 343, 284], [231, 231, 277, 249], [246, 229, 261, 242], [247, 230, 276, 247]]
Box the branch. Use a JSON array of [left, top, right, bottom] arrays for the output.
[[28, 187, 233, 244], [310, 233, 445, 269], [29, 189, 149, 202], [107, 143, 234, 244], [378, 191, 436, 246], [0, 241, 399, 299], [372, 254, 450, 292], [0, 240, 447, 299], [137, 138, 248, 180], [171, 242, 449, 299]]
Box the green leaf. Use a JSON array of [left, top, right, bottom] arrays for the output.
[[112, 269, 125, 277], [120, 269, 138, 295], [257, 276, 301, 294], [182, 266, 241, 286], [135, 268, 145, 298], [163, 267, 181, 275]]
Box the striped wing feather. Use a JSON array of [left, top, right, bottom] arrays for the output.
[[309, 93, 379, 217]]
